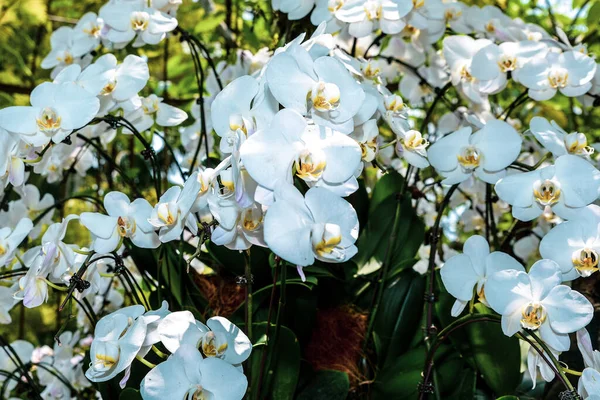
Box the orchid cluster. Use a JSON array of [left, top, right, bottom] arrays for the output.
[[1, 0, 600, 399]]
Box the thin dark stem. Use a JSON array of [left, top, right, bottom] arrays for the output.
[[500, 90, 528, 120], [425, 185, 459, 337]]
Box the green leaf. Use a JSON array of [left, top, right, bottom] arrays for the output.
[[467, 304, 521, 395], [373, 270, 425, 366], [250, 323, 301, 400], [119, 388, 143, 400], [588, 2, 600, 24], [296, 370, 349, 400]]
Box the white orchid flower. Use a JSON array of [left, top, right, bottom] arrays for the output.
[[336, 0, 413, 38], [396, 130, 430, 169], [0, 81, 100, 146], [81, 191, 159, 253], [349, 119, 379, 165], [0, 285, 19, 324], [518, 50, 596, 101], [41, 26, 92, 79], [443, 35, 493, 103], [140, 344, 248, 400], [22, 214, 78, 281], [264, 183, 359, 267], [15, 245, 59, 308], [539, 206, 600, 280], [427, 119, 522, 185], [148, 173, 202, 242], [85, 305, 148, 383], [211, 75, 277, 154], [440, 235, 525, 317], [273, 0, 315, 20], [71, 12, 104, 56], [485, 259, 593, 351], [0, 218, 32, 268], [470, 40, 548, 94], [266, 47, 365, 134], [495, 155, 600, 221], [527, 343, 559, 389], [530, 116, 594, 158], [6, 185, 54, 240], [99, 0, 178, 49], [310, 0, 345, 33], [126, 94, 187, 133], [157, 311, 209, 354], [240, 109, 362, 200], [576, 328, 600, 399]]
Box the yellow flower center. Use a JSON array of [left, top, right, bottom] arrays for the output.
[[201, 332, 228, 358], [117, 216, 136, 238], [457, 146, 481, 172], [520, 303, 546, 330], [497, 54, 517, 72], [130, 12, 150, 31], [444, 8, 462, 21], [310, 82, 341, 112], [36, 108, 62, 133], [403, 130, 429, 151], [364, 1, 382, 20], [533, 180, 560, 207], [295, 150, 326, 182], [548, 68, 569, 89], [328, 0, 344, 13], [572, 248, 599, 277]]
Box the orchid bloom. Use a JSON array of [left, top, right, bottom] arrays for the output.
[[0, 81, 100, 146], [85, 305, 148, 383], [336, 0, 414, 38], [577, 328, 600, 399], [99, 0, 178, 49], [495, 155, 600, 221], [266, 45, 365, 134], [81, 191, 160, 253], [485, 259, 593, 351], [0, 218, 32, 267], [427, 119, 522, 185], [530, 116, 594, 158], [263, 183, 359, 268], [518, 50, 596, 101], [539, 206, 600, 280], [148, 173, 201, 242], [240, 109, 362, 200], [440, 235, 525, 316], [140, 344, 248, 400]]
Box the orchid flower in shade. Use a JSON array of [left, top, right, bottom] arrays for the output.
[[99, 0, 178, 49], [240, 109, 362, 200], [140, 344, 248, 400], [41, 26, 92, 79], [148, 173, 202, 242], [484, 259, 593, 352], [427, 119, 522, 185], [22, 214, 78, 281], [577, 329, 600, 399], [310, 0, 345, 33], [85, 305, 148, 383], [80, 191, 160, 253], [209, 170, 268, 251], [0, 285, 19, 324], [470, 40, 548, 94], [0, 128, 26, 189], [0, 340, 34, 397], [211, 75, 277, 154], [336, 0, 413, 38], [526, 343, 560, 390], [530, 116, 594, 159], [539, 206, 600, 280], [126, 94, 187, 133], [15, 246, 58, 308], [266, 46, 365, 134], [442, 35, 493, 104], [518, 50, 597, 101], [349, 119, 379, 166], [6, 185, 55, 240], [81, 54, 150, 115], [0, 218, 33, 268], [494, 155, 600, 222], [71, 12, 104, 56], [157, 311, 252, 365], [396, 130, 430, 169], [272, 0, 315, 20], [440, 235, 525, 317], [263, 183, 359, 269], [0, 81, 100, 146]]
